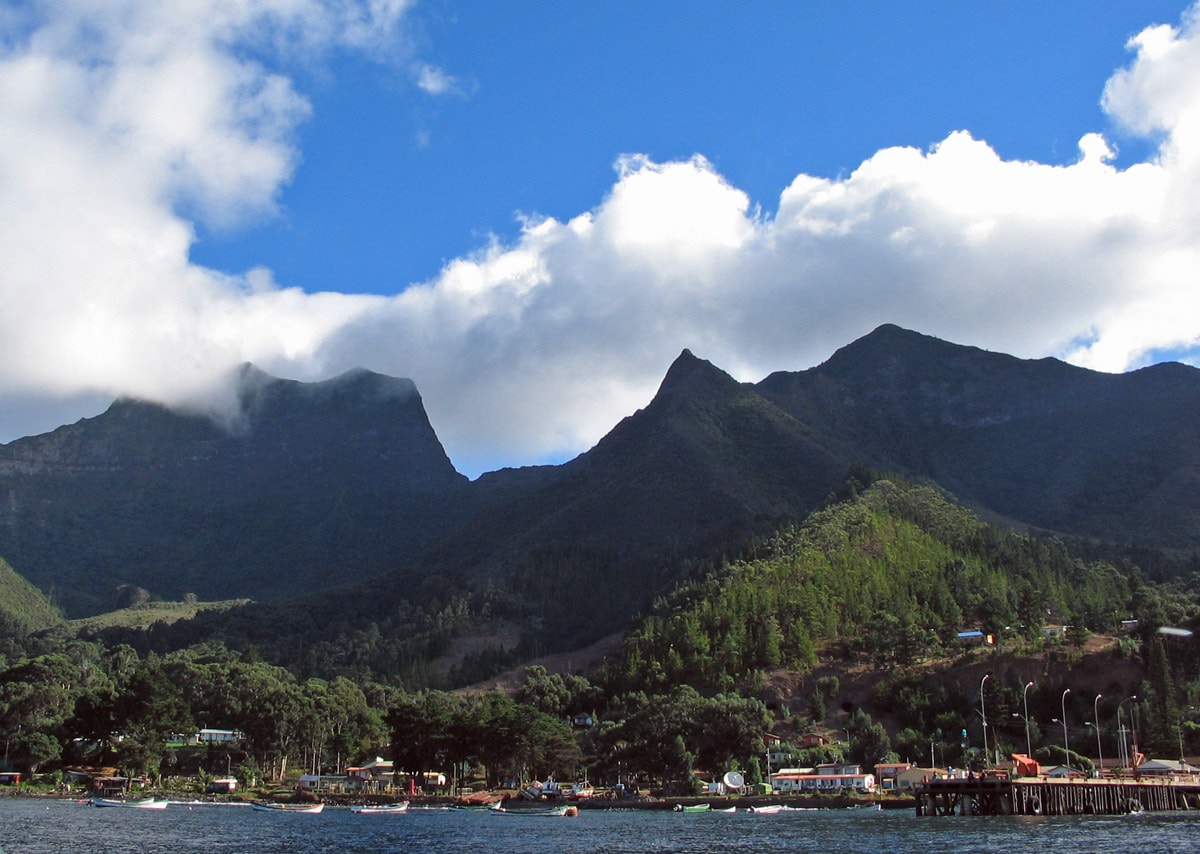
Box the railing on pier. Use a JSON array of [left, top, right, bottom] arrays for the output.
[[914, 776, 1200, 817]]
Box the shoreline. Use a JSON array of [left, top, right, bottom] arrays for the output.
[[0, 787, 912, 811]]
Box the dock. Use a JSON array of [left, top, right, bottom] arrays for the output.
[[914, 776, 1200, 816]]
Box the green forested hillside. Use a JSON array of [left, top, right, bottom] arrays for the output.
[[1, 479, 1197, 786], [0, 556, 62, 636], [605, 480, 1163, 695]]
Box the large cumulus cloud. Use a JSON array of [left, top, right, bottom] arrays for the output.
[[2, 1, 1200, 477]]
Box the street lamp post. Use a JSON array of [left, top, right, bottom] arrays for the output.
[[1022, 681, 1034, 757], [980, 674, 991, 769], [1061, 688, 1072, 772], [1093, 693, 1103, 778]]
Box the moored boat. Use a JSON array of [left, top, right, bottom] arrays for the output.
[[91, 797, 168, 809], [673, 803, 711, 812], [489, 803, 577, 817], [747, 804, 784, 814], [351, 801, 410, 814], [252, 801, 324, 814]]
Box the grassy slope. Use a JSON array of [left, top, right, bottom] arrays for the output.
[[65, 598, 251, 634], [0, 555, 63, 635]]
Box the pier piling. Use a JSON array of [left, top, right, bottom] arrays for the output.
[[914, 777, 1200, 817]]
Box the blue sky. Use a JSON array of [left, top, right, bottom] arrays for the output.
[[192, 1, 1183, 294], [2, 1, 1200, 477]]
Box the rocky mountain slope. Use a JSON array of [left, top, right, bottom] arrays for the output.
[[758, 324, 1200, 548], [2, 324, 1198, 631], [0, 366, 473, 614]]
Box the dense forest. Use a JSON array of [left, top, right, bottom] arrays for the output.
[[1, 480, 1198, 790], [608, 480, 1154, 694]]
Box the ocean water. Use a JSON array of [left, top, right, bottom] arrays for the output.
[[2, 799, 1199, 853]]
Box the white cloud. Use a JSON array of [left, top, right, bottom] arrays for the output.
[[2, 1, 1200, 478], [415, 62, 462, 96], [0, 0, 400, 409]]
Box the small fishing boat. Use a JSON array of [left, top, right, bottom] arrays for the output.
[[91, 797, 168, 810], [252, 801, 324, 814], [489, 803, 576, 817], [715, 806, 737, 813], [747, 804, 784, 814], [351, 801, 410, 814], [673, 803, 711, 812]]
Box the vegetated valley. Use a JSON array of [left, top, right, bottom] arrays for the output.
[[0, 325, 1198, 794]]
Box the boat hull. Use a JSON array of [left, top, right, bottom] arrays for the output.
[[91, 797, 168, 810], [252, 802, 325, 814], [490, 804, 576, 817], [351, 802, 409, 814]]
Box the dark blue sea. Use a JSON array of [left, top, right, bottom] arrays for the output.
[[3, 799, 1199, 853]]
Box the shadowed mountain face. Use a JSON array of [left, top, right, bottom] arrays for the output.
[[2, 325, 1199, 626], [419, 350, 850, 638], [757, 324, 1200, 548], [0, 367, 470, 615]]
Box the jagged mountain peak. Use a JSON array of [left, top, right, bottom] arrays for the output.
[[651, 348, 746, 407], [5, 324, 1200, 628], [819, 323, 996, 377]]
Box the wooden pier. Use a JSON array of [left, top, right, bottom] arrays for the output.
[[914, 776, 1200, 817]]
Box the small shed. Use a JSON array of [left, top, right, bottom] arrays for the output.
[[956, 630, 994, 646]]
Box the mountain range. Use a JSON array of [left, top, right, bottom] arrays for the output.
[[2, 324, 1198, 648]]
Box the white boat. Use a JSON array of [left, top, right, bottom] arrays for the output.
[[252, 801, 324, 814], [747, 804, 784, 814], [351, 801, 410, 814], [91, 797, 168, 810], [489, 803, 576, 817]]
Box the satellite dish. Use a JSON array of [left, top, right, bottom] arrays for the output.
[[723, 771, 744, 789]]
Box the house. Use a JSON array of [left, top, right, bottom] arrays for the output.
[[873, 762, 914, 790], [347, 758, 446, 793], [765, 732, 792, 766], [197, 728, 243, 744], [799, 733, 828, 748], [1041, 625, 1069, 639], [771, 764, 876, 793], [346, 757, 394, 791], [298, 774, 348, 792], [817, 762, 861, 776], [0, 772, 20, 785], [206, 778, 237, 794]]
